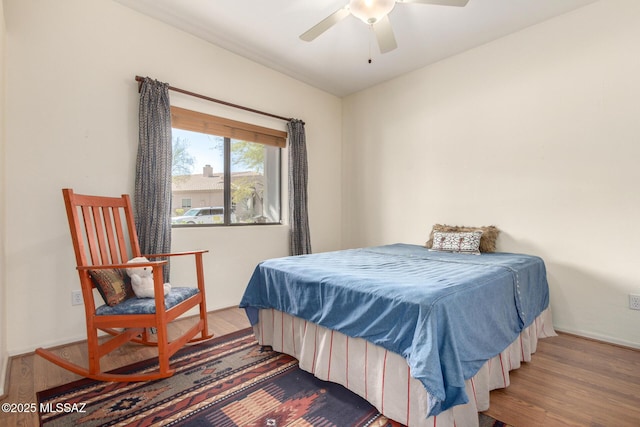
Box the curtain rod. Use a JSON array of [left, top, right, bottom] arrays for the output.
[[135, 75, 295, 123]]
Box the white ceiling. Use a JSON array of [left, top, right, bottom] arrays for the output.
[[113, 0, 599, 97]]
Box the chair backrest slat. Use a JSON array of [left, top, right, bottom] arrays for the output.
[[81, 205, 101, 265], [101, 206, 119, 264], [90, 205, 110, 265], [110, 206, 129, 262]]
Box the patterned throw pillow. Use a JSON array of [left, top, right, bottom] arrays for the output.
[[88, 269, 135, 306], [429, 231, 483, 255], [426, 224, 500, 253]]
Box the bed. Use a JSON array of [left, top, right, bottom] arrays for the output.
[[239, 243, 555, 426]]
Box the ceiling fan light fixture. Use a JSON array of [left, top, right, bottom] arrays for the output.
[[349, 0, 396, 25]]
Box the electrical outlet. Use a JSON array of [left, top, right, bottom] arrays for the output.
[[71, 290, 84, 306], [629, 294, 640, 311]]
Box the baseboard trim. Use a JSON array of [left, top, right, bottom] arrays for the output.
[[554, 327, 640, 351]]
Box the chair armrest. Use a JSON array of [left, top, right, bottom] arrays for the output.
[[144, 250, 209, 259], [146, 250, 208, 294]]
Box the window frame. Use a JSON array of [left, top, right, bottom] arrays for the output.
[[170, 106, 286, 227]]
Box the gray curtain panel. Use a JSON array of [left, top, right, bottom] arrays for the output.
[[135, 77, 172, 281], [287, 119, 312, 255]]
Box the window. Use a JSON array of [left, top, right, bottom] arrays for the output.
[[170, 106, 285, 226]]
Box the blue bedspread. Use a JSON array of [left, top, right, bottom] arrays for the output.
[[239, 243, 549, 417]]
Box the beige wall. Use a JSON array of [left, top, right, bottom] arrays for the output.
[[3, 0, 342, 353], [343, 0, 640, 348], [0, 0, 7, 395]]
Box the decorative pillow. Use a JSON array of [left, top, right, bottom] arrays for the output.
[[426, 224, 500, 253], [429, 231, 483, 255], [89, 269, 135, 306]]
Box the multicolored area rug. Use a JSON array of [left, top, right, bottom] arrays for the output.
[[479, 413, 513, 427], [37, 328, 510, 426]]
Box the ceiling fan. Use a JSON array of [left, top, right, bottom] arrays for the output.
[[299, 0, 470, 54]]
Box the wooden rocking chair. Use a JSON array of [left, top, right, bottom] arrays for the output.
[[36, 188, 213, 381]]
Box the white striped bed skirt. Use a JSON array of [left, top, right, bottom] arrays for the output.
[[253, 307, 556, 427]]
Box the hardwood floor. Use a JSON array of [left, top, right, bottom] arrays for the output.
[[1, 307, 638, 427], [482, 332, 640, 427]]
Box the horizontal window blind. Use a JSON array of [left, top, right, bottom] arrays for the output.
[[171, 106, 287, 148]]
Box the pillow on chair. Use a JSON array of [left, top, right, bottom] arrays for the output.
[[89, 269, 135, 306]]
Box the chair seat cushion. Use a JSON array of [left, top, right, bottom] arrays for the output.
[[95, 287, 199, 316]]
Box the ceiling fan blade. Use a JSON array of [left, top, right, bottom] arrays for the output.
[[299, 7, 351, 42], [398, 0, 470, 6], [373, 15, 397, 54]]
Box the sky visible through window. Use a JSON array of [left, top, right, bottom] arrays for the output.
[[172, 128, 223, 174]]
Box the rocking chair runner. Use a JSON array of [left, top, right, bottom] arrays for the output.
[[36, 188, 213, 382]]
